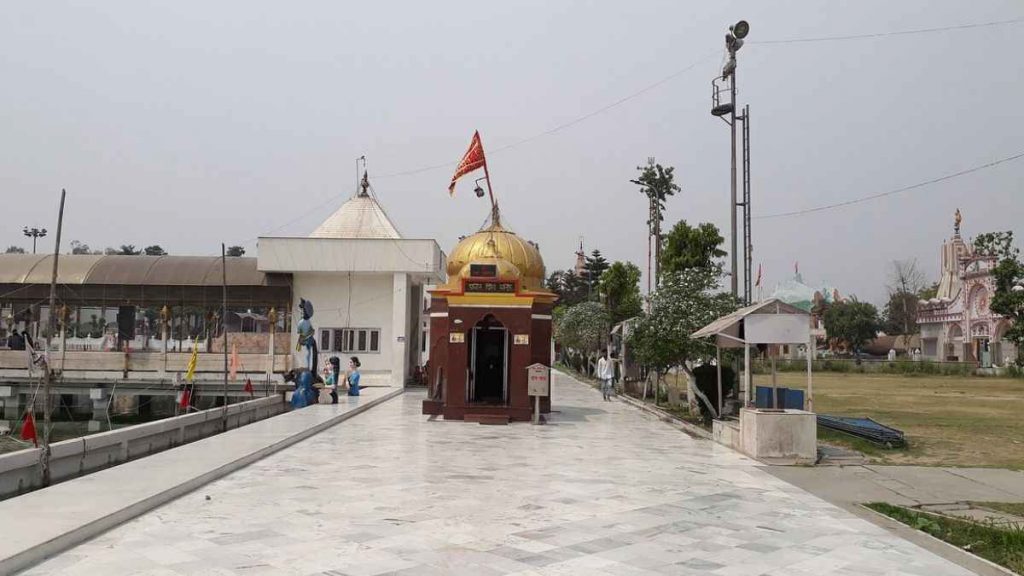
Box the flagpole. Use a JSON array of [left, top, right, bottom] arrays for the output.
[[480, 142, 497, 219], [221, 243, 228, 431]]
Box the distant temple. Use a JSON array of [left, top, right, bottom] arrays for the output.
[[917, 210, 1017, 366], [770, 271, 842, 314]]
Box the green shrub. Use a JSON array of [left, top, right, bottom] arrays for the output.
[[866, 503, 1024, 573]]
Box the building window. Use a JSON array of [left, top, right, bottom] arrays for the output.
[[319, 328, 381, 354]]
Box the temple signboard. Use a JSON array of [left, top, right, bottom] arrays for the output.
[[527, 363, 549, 397]]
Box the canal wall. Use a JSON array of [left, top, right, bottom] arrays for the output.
[[0, 394, 286, 499]]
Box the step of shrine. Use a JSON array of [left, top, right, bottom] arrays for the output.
[[464, 413, 510, 425]]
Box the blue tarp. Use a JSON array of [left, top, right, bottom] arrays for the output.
[[817, 414, 906, 447]]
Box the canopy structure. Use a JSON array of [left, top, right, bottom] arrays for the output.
[[692, 299, 814, 415], [0, 254, 290, 309]]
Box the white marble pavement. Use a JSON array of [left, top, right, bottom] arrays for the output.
[[24, 373, 974, 575]]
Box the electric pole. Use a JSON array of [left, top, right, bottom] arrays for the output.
[[41, 189, 66, 486], [711, 20, 750, 301]]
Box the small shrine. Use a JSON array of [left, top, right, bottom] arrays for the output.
[[422, 206, 557, 422]]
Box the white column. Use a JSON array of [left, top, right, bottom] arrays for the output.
[[392, 273, 409, 387]]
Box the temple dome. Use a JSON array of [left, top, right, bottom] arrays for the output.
[[447, 221, 546, 290], [310, 190, 401, 240]]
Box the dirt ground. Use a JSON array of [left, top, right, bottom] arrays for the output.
[[753, 372, 1024, 470]]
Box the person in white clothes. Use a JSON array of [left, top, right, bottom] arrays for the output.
[[597, 351, 614, 401]]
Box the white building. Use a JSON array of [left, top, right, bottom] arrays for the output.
[[257, 174, 445, 387]]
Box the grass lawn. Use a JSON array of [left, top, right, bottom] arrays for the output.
[[867, 502, 1024, 573], [754, 372, 1024, 469]]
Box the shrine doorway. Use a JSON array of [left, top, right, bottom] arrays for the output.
[[469, 314, 508, 404]]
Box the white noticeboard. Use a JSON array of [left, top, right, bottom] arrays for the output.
[[744, 314, 810, 344], [527, 363, 550, 397]]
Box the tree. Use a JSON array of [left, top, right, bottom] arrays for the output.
[[554, 302, 610, 374], [117, 245, 141, 255], [4, 246, 26, 254], [546, 270, 588, 308], [628, 267, 740, 407], [599, 261, 643, 324], [226, 245, 246, 257], [918, 282, 940, 300], [883, 259, 924, 336], [143, 245, 167, 256], [883, 292, 919, 337], [823, 299, 881, 355], [631, 161, 680, 286], [990, 260, 1024, 366], [69, 240, 99, 255], [974, 231, 1020, 262], [660, 220, 727, 276], [583, 249, 610, 296]]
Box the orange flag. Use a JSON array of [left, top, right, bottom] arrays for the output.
[[229, 343, 241, 381], [448, 131, 487, 196], [20, 412, 37, 446]]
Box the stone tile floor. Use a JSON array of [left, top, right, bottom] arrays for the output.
[[25, 372, 974, 575]]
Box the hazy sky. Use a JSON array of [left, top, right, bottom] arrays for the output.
[[2, 1, 1022, 305]]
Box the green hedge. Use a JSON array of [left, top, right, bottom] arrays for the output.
[[754, 359, 975, 377]]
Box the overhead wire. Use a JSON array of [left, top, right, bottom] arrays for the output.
[[752, 16, 1024, 45], [375, 50, 722, 179], [757, 150, 1024, 220]]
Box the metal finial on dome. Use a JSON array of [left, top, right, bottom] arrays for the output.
[[954, 208, 962, 235], [490, 202, 501, 228]]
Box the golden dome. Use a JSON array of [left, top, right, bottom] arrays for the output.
[[447, 221, 546, 291]]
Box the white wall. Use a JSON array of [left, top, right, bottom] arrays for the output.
[[291, 272, 395, 375], [258, 237, 445, 276]]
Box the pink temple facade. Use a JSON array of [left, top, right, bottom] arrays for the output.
[[917, 213, 1017, 367]]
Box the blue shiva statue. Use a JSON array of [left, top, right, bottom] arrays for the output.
[[296, 298, 318, 372], [284, 368, 318, 408]]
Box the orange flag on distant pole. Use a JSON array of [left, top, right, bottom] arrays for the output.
[[448, 131, 488, 197], [755, 263, 763, 288]]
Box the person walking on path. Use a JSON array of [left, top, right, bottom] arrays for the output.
[[597, 352, 614, 401]]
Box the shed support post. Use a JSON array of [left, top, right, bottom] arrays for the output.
[[743, 343, 751, 406], [806, 333, 814, 412], [716, 345, 722, 418]]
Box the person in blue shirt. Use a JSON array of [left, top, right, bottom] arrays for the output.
[[327, 357, 341, 404], [347, 356, 361, 396]]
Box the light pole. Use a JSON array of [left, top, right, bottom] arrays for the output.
[[711, 20, 750, 301], [23, 227, 47, 254]]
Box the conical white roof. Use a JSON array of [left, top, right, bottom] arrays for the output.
[[309, 194, 401, 239]]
